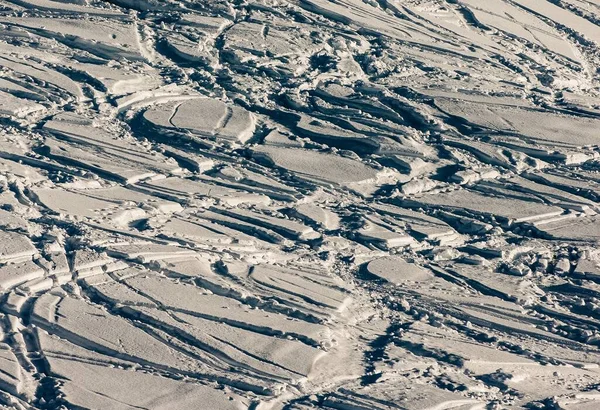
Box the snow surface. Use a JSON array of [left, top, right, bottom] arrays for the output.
[[0, 0, 600, 409]]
